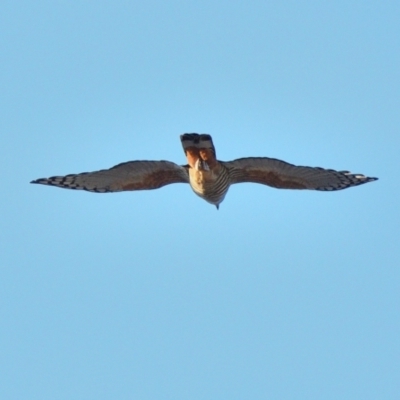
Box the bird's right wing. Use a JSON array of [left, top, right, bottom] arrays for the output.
[[223, 157, 378, 191], [31, 160, 189, 193]]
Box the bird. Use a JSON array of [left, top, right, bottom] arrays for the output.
[[31, 133, 378, 209]]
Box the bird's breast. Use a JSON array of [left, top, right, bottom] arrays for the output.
[[188, 166, 230, 205], [189, 169, 214, 194]]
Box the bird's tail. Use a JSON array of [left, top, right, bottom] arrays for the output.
[[180, 133, 217, 169]]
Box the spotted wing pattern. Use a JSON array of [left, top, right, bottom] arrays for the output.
[[224, 157, 378, 191], [31, 160, 189, 193]]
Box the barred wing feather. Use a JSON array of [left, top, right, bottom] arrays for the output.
[[224, 157, 378, 191], [31, 160, 189, 193]]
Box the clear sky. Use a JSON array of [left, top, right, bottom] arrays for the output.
[[1, 1, 399, 399]]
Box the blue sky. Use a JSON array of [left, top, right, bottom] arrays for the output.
[[1, 1, 399, 399]]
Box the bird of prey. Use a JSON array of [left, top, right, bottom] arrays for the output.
[[31, 133, 378, 209]]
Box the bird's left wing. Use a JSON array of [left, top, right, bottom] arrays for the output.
[[223, 157, 377, 191], [31, 160, 189, 192]]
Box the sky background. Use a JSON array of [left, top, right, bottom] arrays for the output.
[[1, 1, 399, 399]]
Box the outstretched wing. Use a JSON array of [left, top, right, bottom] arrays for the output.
[[31, 160, 189, 192], [224, 157, 378, 191]]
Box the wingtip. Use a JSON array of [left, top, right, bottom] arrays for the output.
[[30, 178, 48, 185], [352, 174, 378, 184]]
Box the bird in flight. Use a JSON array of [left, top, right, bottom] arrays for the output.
[[31, 133, 378, 209]]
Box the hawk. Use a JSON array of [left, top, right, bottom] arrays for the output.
[[31, 133, 378, 209]]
